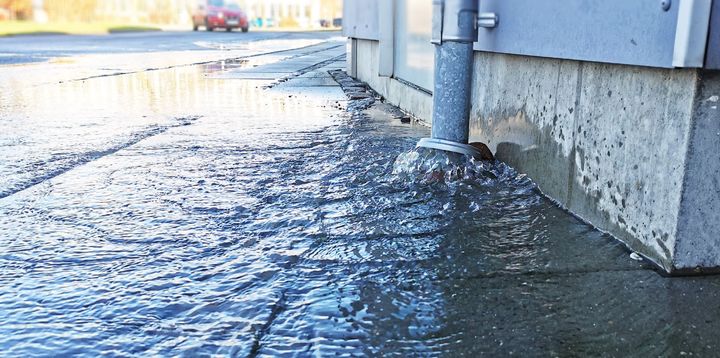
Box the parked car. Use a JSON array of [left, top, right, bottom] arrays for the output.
[[192, 0, 249, 32]]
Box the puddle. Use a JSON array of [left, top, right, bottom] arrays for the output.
[[202, 59, 251, 74]]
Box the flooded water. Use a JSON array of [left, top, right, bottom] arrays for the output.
[[2, 40, 720, 357]]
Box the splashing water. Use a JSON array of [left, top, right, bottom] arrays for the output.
[[393, 147, 535, 189]]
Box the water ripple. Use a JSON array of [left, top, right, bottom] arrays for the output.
[[0, 55, 716, 357]]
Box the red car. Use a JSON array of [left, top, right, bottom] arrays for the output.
[[192, 0, 249, 32]]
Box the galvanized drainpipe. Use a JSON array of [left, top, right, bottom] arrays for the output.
[[417, 0, 484, 157]]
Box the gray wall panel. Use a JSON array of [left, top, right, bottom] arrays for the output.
[[705, 0, 720, 69], [342, 0, 380, 40], [393, 0, 434, 90], [476, 0, 681, 68]]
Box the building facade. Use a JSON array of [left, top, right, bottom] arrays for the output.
[[344, 0, 720, 274], [240, 0, 319, 28], [31, 0, 341, 27], [238, 0, 341, 28]]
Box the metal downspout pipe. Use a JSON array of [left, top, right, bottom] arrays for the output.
[[417, 0, 482, 158]]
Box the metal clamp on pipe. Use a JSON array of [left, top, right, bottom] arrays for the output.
[[442, 0, 479, 42], [418, 0, 482, 158], [431, 0, 478, 44]]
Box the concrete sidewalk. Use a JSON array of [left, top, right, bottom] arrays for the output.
[[1, 34, 720, 356]]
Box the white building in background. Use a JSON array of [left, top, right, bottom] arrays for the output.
[[29, 0, 340, 27], [97, 0, 337, 28], [238, 0, 321, 28], [32, 0, 48, 23]]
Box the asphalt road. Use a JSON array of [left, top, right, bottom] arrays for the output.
[[0, 30, 342, 65]]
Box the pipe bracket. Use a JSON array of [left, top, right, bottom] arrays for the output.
[[434, 0, 478, 43]]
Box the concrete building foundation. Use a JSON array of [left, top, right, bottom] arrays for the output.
[[349, 38, 720, 274]]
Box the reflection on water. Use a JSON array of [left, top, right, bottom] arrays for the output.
[[1, 51, 720, 357]]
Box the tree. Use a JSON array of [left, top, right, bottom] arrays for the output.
[[0, 0, 33, 20], [44, 0, 97, 22]]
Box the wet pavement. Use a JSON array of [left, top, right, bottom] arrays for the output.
[[0, 31, 339, 65], [2, 32, 720, 356]]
